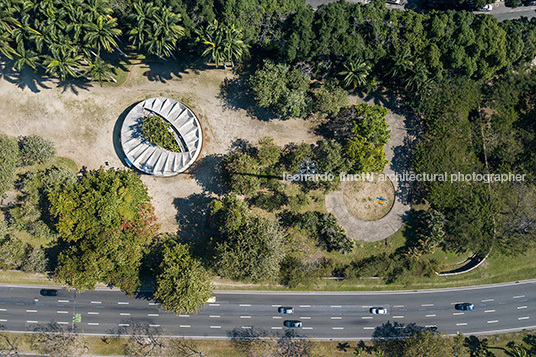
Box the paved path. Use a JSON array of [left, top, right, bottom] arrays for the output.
[[326, 99, 413, 242]]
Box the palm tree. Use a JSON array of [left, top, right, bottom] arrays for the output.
[[0, 2, 21, 33], [224, 24, 248, 67], [404, 62, 431, 92], [338, 59, 371, 90], [0, 31, 17, 59], [128, 1, 157, 51], [387, 47, 412, 79], [13, 43, 39, 71], [146, 7, 184, 58], [43, 48, 81, 80], [84, 15, 121, 55], [196, 20, 227, 68], [85, 57, 114, 85], [83, 0, 112, 22]]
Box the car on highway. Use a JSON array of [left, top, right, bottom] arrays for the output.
[[40, 289, 58, 296], [455, 303, 475, 311], [370, 307, 387, 315], [283, 320, 302, 328], [477, 4, 493, 11], [278, 306, 294, 314], [206, 296, 217, 303]]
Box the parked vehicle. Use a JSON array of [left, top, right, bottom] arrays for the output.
[[283, 320, 302, 328], [477, 4, 493, 11], [370, 307, 387, 315], [40, 289, 58, 296], [278, 306, 294, 314], [455, 303, 475, 311]]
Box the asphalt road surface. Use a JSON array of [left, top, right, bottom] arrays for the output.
[[0, 280, 535, 340], [306, 0, 536, 22]]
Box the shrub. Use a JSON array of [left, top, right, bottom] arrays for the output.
[[221, 152, 261, 196], [141, 114, 181, 152], [253, 191, 288, 212], [312, 82, 349, 116], [21, 246, 47, 273], [0, 134, 21, 197], [19, 135, 56, 165], [287, 191, 309, 213], [255, 137, 282, 167]]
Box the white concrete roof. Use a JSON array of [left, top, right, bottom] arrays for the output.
[[121, 97, 203, 176]]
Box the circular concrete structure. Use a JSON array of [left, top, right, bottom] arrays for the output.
[[121, 97, 203, 176]]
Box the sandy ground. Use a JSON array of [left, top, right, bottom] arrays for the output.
[[343, 174, 395, 221], [0, 61, 320, 233]]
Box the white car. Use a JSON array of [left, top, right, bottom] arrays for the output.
[[370, 307, 387, 315], [477, 4, 493, 11], [206, 296, 216, 303]]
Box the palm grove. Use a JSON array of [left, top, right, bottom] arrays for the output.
[[0, 0, 536, 312]]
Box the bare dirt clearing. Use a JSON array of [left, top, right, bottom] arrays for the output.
[[0, 62, 320, 232], [343, 175, 395, 221]]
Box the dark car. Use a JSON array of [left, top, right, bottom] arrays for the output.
[[283, 320, 302, 328], [40, 289, 58, 296], [455, 303, 474, 311], [278, 306, 294, 314]]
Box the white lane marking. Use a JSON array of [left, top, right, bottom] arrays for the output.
[[272, 316, 282, 319], [425, 325, 437, 328], [331, 317, 342, 320], [519, 317, 530, 320], [239, 304, 251, 307], [26, 320, 38, 324], [363, 327, 374, 330], [26, 310, 37, 313], [0, 319, 6, 322], [453, 312, 464, 315], [302, 327, 313, 330], [240, 316, 251, 319], [487, 320, 498, 324], [149, 324, 160, 327], [481, 299, 494, 302], [300, 317, 311, 320], [118, 324, 129, 327], [517, 306, 528, 309], [58, 300, 69, 303], [209, 315, 221, 318], [241, 326, 251, 329], [271, 327, 282, 330], [179, 325, 191, 328], [513, 295, 525, 299], [88, 323, 99, 326], [118, 302, 129, 305], [149, 302, 159, 306], [179, 315, 190, 317], [330, 305, 342, 308], [362, 316, 373, 319], [485, 310, 496, 313], [209, 304, 220, 307], [272, 305, 280, 307], [58, 322, 68, 325], [362, 305, 372, 308], [88, 312, 99, 315], [393, 316, 404, 319], [148, 314, 159, 317], [120, 313, 130, 316], [57, 311, 68, 314], [426, 314, 436, 317], [0, 309, 6, 311], [393, 305, 405, 308], [299, 305, 311, 308], [91, 301, 101, 304], [456, 323, 467, 326], [421, 304, 434, 307], [332, 327, 344, 330]]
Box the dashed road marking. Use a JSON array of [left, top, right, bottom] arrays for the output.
[[26, 310, 37, 313], [88, 312, 99, 315], [453, 312, 464, 316], [425, 325, 437, 328], [272, 305, 280, 307], [58, 322, 69, 325], [209, 304, 220, 307], [118, 302, 129, 305], [363, 327, 374, 330], [300, 317, 311, 320], [27, 321, 38, 324], [241, 326, 252, 329], [272, 316, 282, 319], [393, 305, 405, 308], [239, 304, 251, 307], [240, 316, 251, 319], [519, 317, 530, 320], [330, 305, 342, 308], [88, 323, 99, 326], [362, 316, 373, 319], [332, 327, 344, 330], [57, 311, 68, 314], [393, 316, 404, 319], [426, 314, 436, 317], [330, 317, 342, 320], [118, 324, 129, 327], [302, 327, 313, 330], [513, 295, 525, 299], [481, 299, 494, 302], [517, 306, 528, 309], [456, 323, 467, 326], [362, 305, 372, 308], [179, 315, 190, 317], [271, 327, 282, 330], [91, 301, 101, 304], [148, 302, 159, 306], [299, 305, 311, 308], [0, 309, 6, 311], [149, 324, 160, 327], [120, 313, 130, 316], [421, 304, 434, 307], [148, 314, 159, 317], [179, 325, 191, 328], [487, 320, 498, 324], [485, 310, 496, 313], [0, 319, 6, 322], [209, 315, 221, 318], [58, 300, 69, 303]]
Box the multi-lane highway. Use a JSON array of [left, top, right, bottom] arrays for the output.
[[0, 280, 535, 340]]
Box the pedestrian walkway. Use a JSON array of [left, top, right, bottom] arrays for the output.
[[326, 104, 413, 242]]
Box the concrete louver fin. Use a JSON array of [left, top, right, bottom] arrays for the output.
[[166, 103, 184, 123], [159, 99, 174, 118], [133, 146, 156, 166], [144, 149, 163, 172], [171, 109, 190, 127], [154, 151, 169, 174], [143, 97, 157, 109]]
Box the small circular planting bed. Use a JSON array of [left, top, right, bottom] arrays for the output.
[[343, 173, 395, 221]]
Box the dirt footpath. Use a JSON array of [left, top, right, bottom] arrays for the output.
[[0, 62, 319, 232]]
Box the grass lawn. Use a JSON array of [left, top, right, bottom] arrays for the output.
[[16, 156, 78, 174]]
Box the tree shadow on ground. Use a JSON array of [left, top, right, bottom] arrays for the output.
[[391, 136, 414, 206], [112, 101, 143, 170], [186, 154, 227, 196], [396, 209, 427, 253], [0, 61, 51, 93], [373, 321, 436, 340], [56, 79, 92, 95], [218, 74, 278, 122], [173, 192, 219, 258], [141, 53, 211, 83]]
